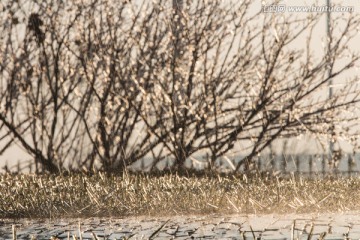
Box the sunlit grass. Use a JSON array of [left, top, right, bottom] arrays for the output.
[[1, 172, 359, 218]]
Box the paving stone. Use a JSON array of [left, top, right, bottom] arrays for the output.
[[330, 225, 350, 234], [216, 222, 235, 230], [60, 230, 101, 239], [44, 228, 67, 237], [177, 225, 198, 235], [261, 233, 287, 240], [194, 224, 215, 237], [165, 226, 179, 235], [269, 220, 293, 230], [312, 225, 331, 234], [108, 232, 137, 239], [221, 229, 241, 238], [241, 232, 260, 240], [247, 216, 276, 230], [53, 222, 69, 227], [323, 234, 346, 240], [3, 213, 360, 239], [213, 227, 228, 234], [0, 235, 11, 240], [91, 231, 108, 237], [348, 233, 360, 240]]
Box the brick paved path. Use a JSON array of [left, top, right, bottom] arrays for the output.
[[1, 212, 360, 239]]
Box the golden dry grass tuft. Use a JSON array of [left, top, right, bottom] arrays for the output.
[[0, 172, 359, 218]]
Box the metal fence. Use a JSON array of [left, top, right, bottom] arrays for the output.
[[133, 152, 360, 177], [6, 152, 359, 175], [251, 153, 359, 177]]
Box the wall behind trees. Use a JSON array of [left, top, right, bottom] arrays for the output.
[[0, 0, 360, 173]]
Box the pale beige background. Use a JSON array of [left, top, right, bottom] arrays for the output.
[[0, 0, 359, 171]]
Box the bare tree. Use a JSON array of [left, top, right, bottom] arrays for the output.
[[1, 0, 359, 173], [135, 0, 360, 171], [64, 0, 170, 172], [0, 1, 86, 173], [0, 0, 169, 173]]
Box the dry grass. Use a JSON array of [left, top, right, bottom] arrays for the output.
[[1, 172, 359, 218]]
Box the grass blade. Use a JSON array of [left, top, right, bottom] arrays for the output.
[[12, 225, 16, 240], [149, 219, 169, 239]]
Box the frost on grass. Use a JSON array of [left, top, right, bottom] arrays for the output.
[[0, 173, 359, 218]]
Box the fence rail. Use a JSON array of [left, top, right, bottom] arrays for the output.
[[144, 152, 360, 176], [212, 153, 359, 177], [4, 152, 360, 176]]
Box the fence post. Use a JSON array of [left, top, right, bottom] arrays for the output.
[[309, 155, 313, 178], [322, 154, 326, 176], [270, 153, 275, 172], [348, 153, 353, 177], [295, 155, 300, 175], [257, 156, 262, 172], [140, 158, 145, 170], [281, 154, 286, 174]]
